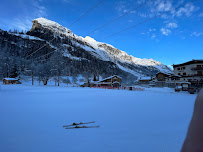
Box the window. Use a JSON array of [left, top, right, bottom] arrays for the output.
[[177, 68, 180, 70], [183, 67, 185, 70], [178, 73, 180, 75], [197, 65, 201, 68], [197, 71, 202, 76], [183, 73, 186, 76]]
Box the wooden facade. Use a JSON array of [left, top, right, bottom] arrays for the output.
[[95, 75, 122, 87], [3, 78, 18, 85], [156, 72, 171, 81]]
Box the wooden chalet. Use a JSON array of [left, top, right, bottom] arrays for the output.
[[156, 72, 172, 81], [155, 72, 173, 87], [94, 75, 122, 87], [138, 77, 152, 84], [3, 78, 19, 85]]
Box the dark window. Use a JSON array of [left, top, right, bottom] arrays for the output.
[[178, 73, 180, 75], [197, 71, 202, 76], [183, 67, 185, 69], [183, 73, 186, 76], [197, 65, 201, 68], [177, 68, 180, 70]]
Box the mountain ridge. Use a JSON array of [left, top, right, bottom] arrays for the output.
[[30, 17, 172, 77], [0, 17, 172, 84]]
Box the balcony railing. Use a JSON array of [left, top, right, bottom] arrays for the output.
[[191, 67, 203, 70], [177, 74, 203, 77]]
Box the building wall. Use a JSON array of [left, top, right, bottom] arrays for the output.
[[3, 80, 17, 84], [138, 80, 151, 84], [112, 77, 122, 83], [174, 63, 203, 76]]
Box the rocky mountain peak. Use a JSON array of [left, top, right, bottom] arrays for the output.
[[26, 18, 173, 77], [29, 18, 172, 77]]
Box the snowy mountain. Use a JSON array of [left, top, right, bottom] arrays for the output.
[[0, 17, 172, 83], [31, 18, 172, 75]]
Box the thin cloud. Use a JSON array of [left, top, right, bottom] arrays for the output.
[[12, 18, 32, 31], [166, 22, 178, 28], [115, 1, 129, 14], [175, 3, 199, 17], [160, 28, 171, 36], [199, 13, 203, 17], [137, 0, 199, 19], [190, 32, 203, 37], [151, 33, 156, 39], [1, 1, 47, 31], [149, 28, 156, 32]]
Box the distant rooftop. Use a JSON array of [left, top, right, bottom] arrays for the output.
[[173, 60, 203, 67], [3, 78, 18, 81], [98, 75, 122, 82], [156, 71, 173, 76]]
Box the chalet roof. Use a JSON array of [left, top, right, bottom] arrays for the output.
[[168, 75, 182, 78], [3, 78, 18, 81], [156, 71, 172, 76], [99, 75, 122, 82], [173, 60, 203, 67]]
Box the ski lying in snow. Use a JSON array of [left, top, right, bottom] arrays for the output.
[[65, 125, 100, 129], [63, 121, 95, 127]]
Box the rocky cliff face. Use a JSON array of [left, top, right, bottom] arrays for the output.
[[0, 18, 172, 83]]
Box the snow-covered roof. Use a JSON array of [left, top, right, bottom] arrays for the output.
[[173, 60, 203, 67], [3, 78, 18, 81], [156, 71, 172, 76], [99, 75, 122, 82], [168, 75, 182, 78]]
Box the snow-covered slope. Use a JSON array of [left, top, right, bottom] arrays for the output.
[[32, 18, 82, 40], [31, 18, 172, 77], [82, 36, 172, 74]]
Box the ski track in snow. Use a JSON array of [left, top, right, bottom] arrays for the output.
[[0, 84, 196, 152]]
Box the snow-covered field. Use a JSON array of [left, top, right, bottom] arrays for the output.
[[0, 84, 196, 152]]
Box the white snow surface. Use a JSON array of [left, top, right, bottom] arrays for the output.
[[83, 36, 172, 73], [139, 77, 152, 80], [11, 33, 44, 41], [34, 18, 83, 41], [33, 18, 172, 76], [0, 84, 196, 152]]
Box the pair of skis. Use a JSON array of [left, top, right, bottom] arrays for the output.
[[63, 121, 99, 129]]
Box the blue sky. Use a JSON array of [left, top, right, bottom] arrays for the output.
[[0, 0, 202, 67]]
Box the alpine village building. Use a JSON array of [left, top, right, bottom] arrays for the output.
[[173, 60, 203, 88], [153, 60, 203, 89], [3, 78, 19, 85], [94, 75, 122, 88]]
